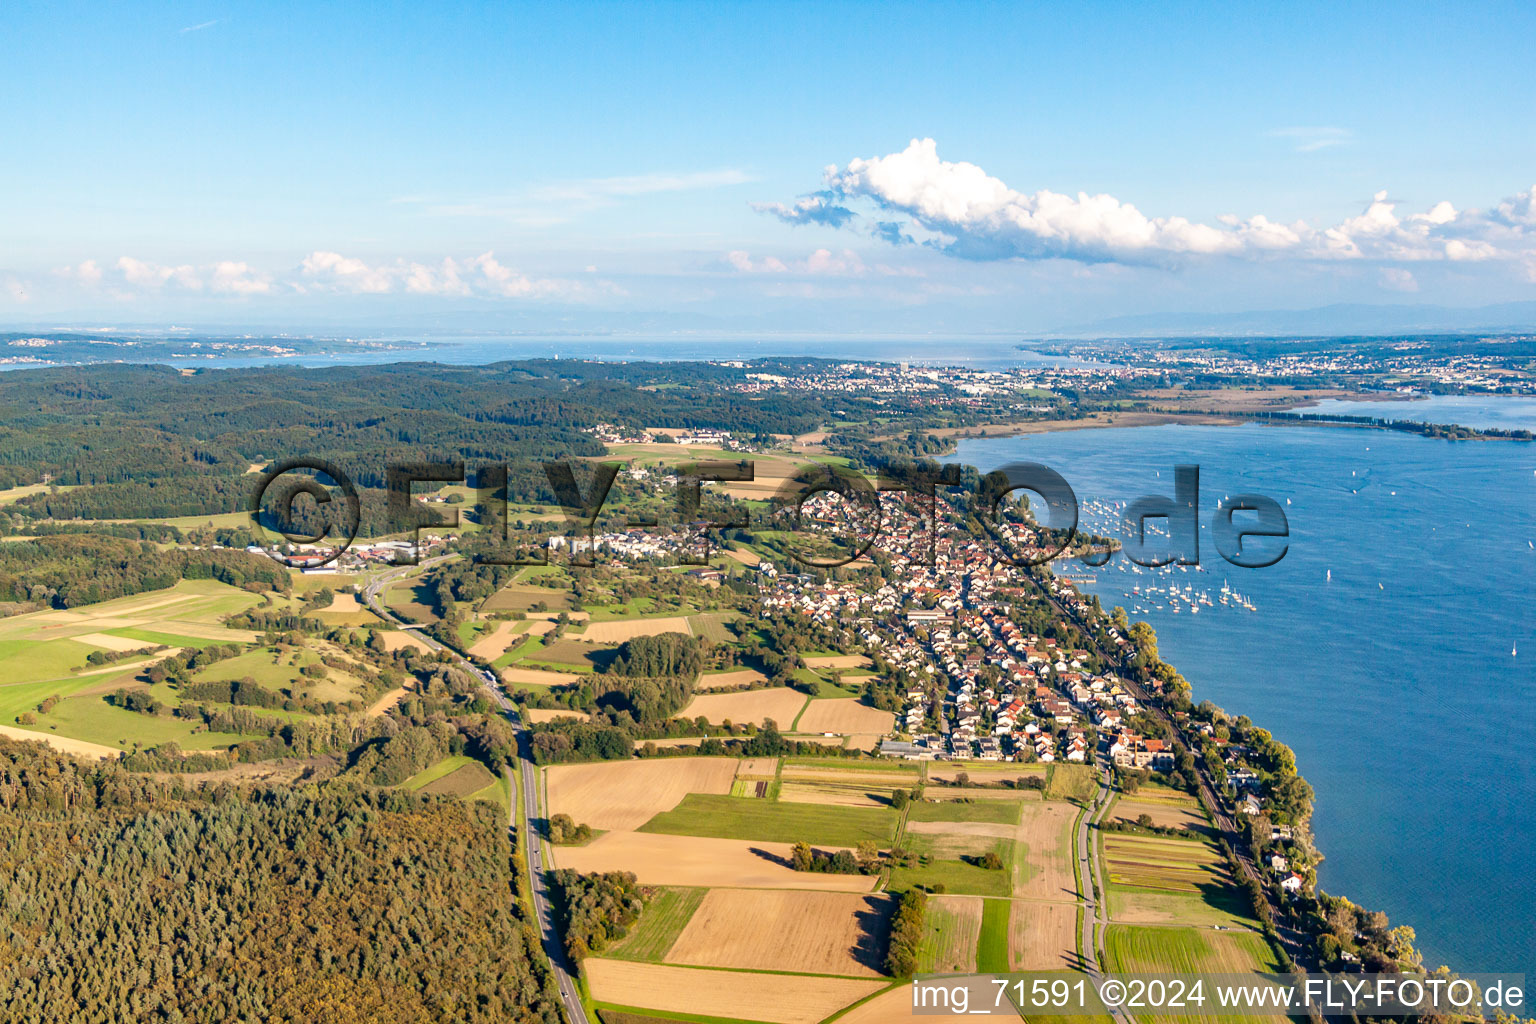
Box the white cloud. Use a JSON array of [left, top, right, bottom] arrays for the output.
[[117, 257, 202, 290], [1378, 267, 1419, 292], [724, 248, 873, 276], [179, 19, 218, 33], [761, 139, 1536, 270], [209, 261, 272, 295], [299, 250, 593, 299]]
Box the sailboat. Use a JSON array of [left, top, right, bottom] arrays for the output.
[[1326, 569, 1331, 583]]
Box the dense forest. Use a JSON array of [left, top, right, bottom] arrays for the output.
[[0, 738, 561, 1024]]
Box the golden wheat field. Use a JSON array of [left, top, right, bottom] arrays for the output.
[[666, 889, 892, 976], [545, 756, 738, 830], [582, 960, 886, 1024]]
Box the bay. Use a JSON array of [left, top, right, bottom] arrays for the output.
[[956, 409, 1536, 976]]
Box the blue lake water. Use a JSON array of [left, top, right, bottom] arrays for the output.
[[957, 409, 1536, 976]]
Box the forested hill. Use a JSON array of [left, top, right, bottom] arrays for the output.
[[0, 737, 562, 1024], [0, 359, 841, 518]]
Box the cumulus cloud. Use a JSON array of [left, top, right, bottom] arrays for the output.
[[760, 138, 1536, 269], [209, 261, 273, 295], [299, 250, 590, 299], [722, 248, 898, 277], [117, 256, 202, 290]]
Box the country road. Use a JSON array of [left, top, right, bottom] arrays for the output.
[[358, 562, 592, 1024]]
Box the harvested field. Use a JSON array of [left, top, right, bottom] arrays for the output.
[[551, 832, 878, 891], [582, 960, 884, 1024], [780, 764, 921, 785], [574, 616, 692, 643], [795, 698, 894, 735], [322, 592, 363, 613], [779, 780, 893, 808], [696, 668, 770, 691], [74, 632, 159, 653], [666, 889, 893, 977], [720, 547, 762, 566], [524, 707, 592, 724], [546, 757, 738, 831], [845, 733, 885, 751], [480, 585, 572, 613], [929, 763, 1047, 785], [0, 724, 122, 760], [633, 737, 704, 749], [680, 687, 806, 728], [1112, 798, 1210, 833], [735, 757, 779, 778], [916, 895, 983, 974], [906, 820, 1019, 841], [801, 654, 871, 669], [924, 787, 1039, 803], [467, 620, 523, 659], [376, 630, 433, 654], [500, 666, 580, 685], [1008, 901, 1079, 971], [1014, 801, 1079, 901]]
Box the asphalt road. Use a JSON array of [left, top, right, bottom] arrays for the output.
[[359, 562, 591, 1024]]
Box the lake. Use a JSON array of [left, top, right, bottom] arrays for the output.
[[956, 404, 1535, 976]]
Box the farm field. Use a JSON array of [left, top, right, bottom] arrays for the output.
[[466, 619, 526, 659], [929, 763, 1047, 785], [1102, 834, 1231, 894], [686, 611, 739, 643], [908, 799, 1022, 825], [793, 697, 894, 735], [573, 615, 692, 644], [916, 894, 983, 974], [546, 757, 739, 830], [1104, 925, 1286, 1024], [800, 655, 871, 670], [680, 687, 807, 728], [500, 666, 579, 686], [1008, 901, 1080, 971], [696, 667, 770, 690], [606, 887, 705, 962], [0, 578, 260, 688], [0, 724, 121, 760], [638, 792, 898, 846], [778, 779, 894, 807], [550, 832, 877, 891], [665, 889, 893, 977], [417, 759, 498, 798], [1112, 794, 1211, 834], [582, 959, 885, 1024], [479, 584, 571, 613], [1013, 801, 1079, 901], [975, 898, 1012, 973], [1106, 887, 1256, 930], [888, 842, 1016, 898], [522, 707, 591, 724], [1044, 764, 1098, 804]]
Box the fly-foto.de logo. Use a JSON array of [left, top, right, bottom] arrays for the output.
[[249, 458, 1289, 571]]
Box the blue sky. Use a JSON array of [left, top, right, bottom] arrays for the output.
[[3, 1, 1535, 332]]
